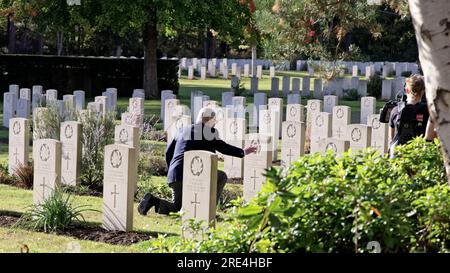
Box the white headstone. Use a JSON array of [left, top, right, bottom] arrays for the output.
[[256, 65, 263, 79], [3, 93, 15, 127], [188, 66, 194, 80], [310, 112, 332, 154], [382, 80, 393, 100], [16, 98, 30, 118], [323, 95, 338, 114], [348, 125, 372, 153], [243, 134, 272, 202], [281, 121, 305, 168], [367, 114, 389, 155], [224, 118, 246, 179], [332, 106, 351, 140], [60, 121, 82, 186], [286, 104, 305, 123], [33, 139, 62, 205], [318, 138, 350, 157], [161, 90, 175, 121], [46, 89, 58, 102], [95, 96, 108, 114], [19, 88, 31, 100], [182, 151, 218, 235], [102, 144, 137, 232], [259, 109, 280, 161], [73, 90, 85, 110], [360, 96, 376, 124], [8, 118, 30, 175], [306, 99, 323, 125]]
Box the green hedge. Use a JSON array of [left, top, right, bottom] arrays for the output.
[[153, 138, 450, 253], [0, 54, 179, 98]]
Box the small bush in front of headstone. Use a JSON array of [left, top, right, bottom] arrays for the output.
[[33, 105, 61, 140], [367, 72, 382, 99], [15, 188, 97, 233], [0, 163, 14, 185], [142, 115, 165, 142], [343, 88, 360, 101], [136, 176, 172, 202], [138, 155, 168, 177], [79, 110, 115, 190], [401, 71, 412, 77], [12, 162, 34, 189], [217, 184, 243, 211]]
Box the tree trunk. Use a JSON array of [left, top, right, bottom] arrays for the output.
[[7, 15, 16, 54], [408, 0, 450, 184], [143, 8, 159, 100], [251, 46, 257, 77]]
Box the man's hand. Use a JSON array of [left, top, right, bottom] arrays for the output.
[[244, 145, 258, 155]]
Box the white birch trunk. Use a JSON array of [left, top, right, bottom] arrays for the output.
[[409, 0, 450, 184]]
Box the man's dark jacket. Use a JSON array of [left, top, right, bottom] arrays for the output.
[[165, 123, 245, 184]]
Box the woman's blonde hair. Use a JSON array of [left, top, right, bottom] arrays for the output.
[[405, 74, 425, 97]]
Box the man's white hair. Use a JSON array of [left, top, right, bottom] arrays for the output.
[[196, 107, 216, 124]]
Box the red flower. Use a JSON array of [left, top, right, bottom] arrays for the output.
[[308, 30, 315, 37], [249, 0, 256, 13]]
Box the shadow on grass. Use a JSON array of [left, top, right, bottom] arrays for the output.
[[0, 209, 179, 246]]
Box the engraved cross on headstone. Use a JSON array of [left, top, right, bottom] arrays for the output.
[[336, 127, 344, 138], [111, 184, 119, 209], [13, 148, 19, 164], [191, 193, 201, 218], [372, 141, 382, 151], [287, 149, 295, 165], [251, 169, 259, 190], [63, 152, 71, 170], [40, 177, 46, 199]]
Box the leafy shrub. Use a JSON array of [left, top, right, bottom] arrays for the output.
[[32, 104, 61, 140], [12, 162, 34, 189], [153, 138, 450, 253], [0, 162, 14, 185], [138, 155, 168, 177], [136, 176, 172, 202], [78, 110, 115, 190], [401, 71, 412, 77], [343, 88, 360, 101], [367, 72, 382, 99], [142, 115, 165, 142], [217, 184, 243, 211], [15, 188, 96, 232]]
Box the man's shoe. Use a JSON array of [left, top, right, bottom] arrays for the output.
[[138, 193, 157, 216]]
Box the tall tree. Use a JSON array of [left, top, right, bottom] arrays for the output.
[[97, 0, 251, 99], [408, 0, 450, 184]]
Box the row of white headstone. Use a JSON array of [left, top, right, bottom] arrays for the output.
[[2, 84, 126, 128], [296, 60, 418, 77], [186, 63, 264, 80], [9, 118, 141, 232]]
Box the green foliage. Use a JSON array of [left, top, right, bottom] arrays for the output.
[[254, 0, 378, 62], [367, 73, 382, 98], [15, 188, 97, 233], [12, 162, 34, 189], [32, 105, 61, 140], [401, 71, 412, 77], [136, 176, 172, 202], [343, 88, 360, 101], [154, 138, 449, 253], [138, 155, 168, 177], [0, 162, 14, 185], [78, 110, 115, 190]]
